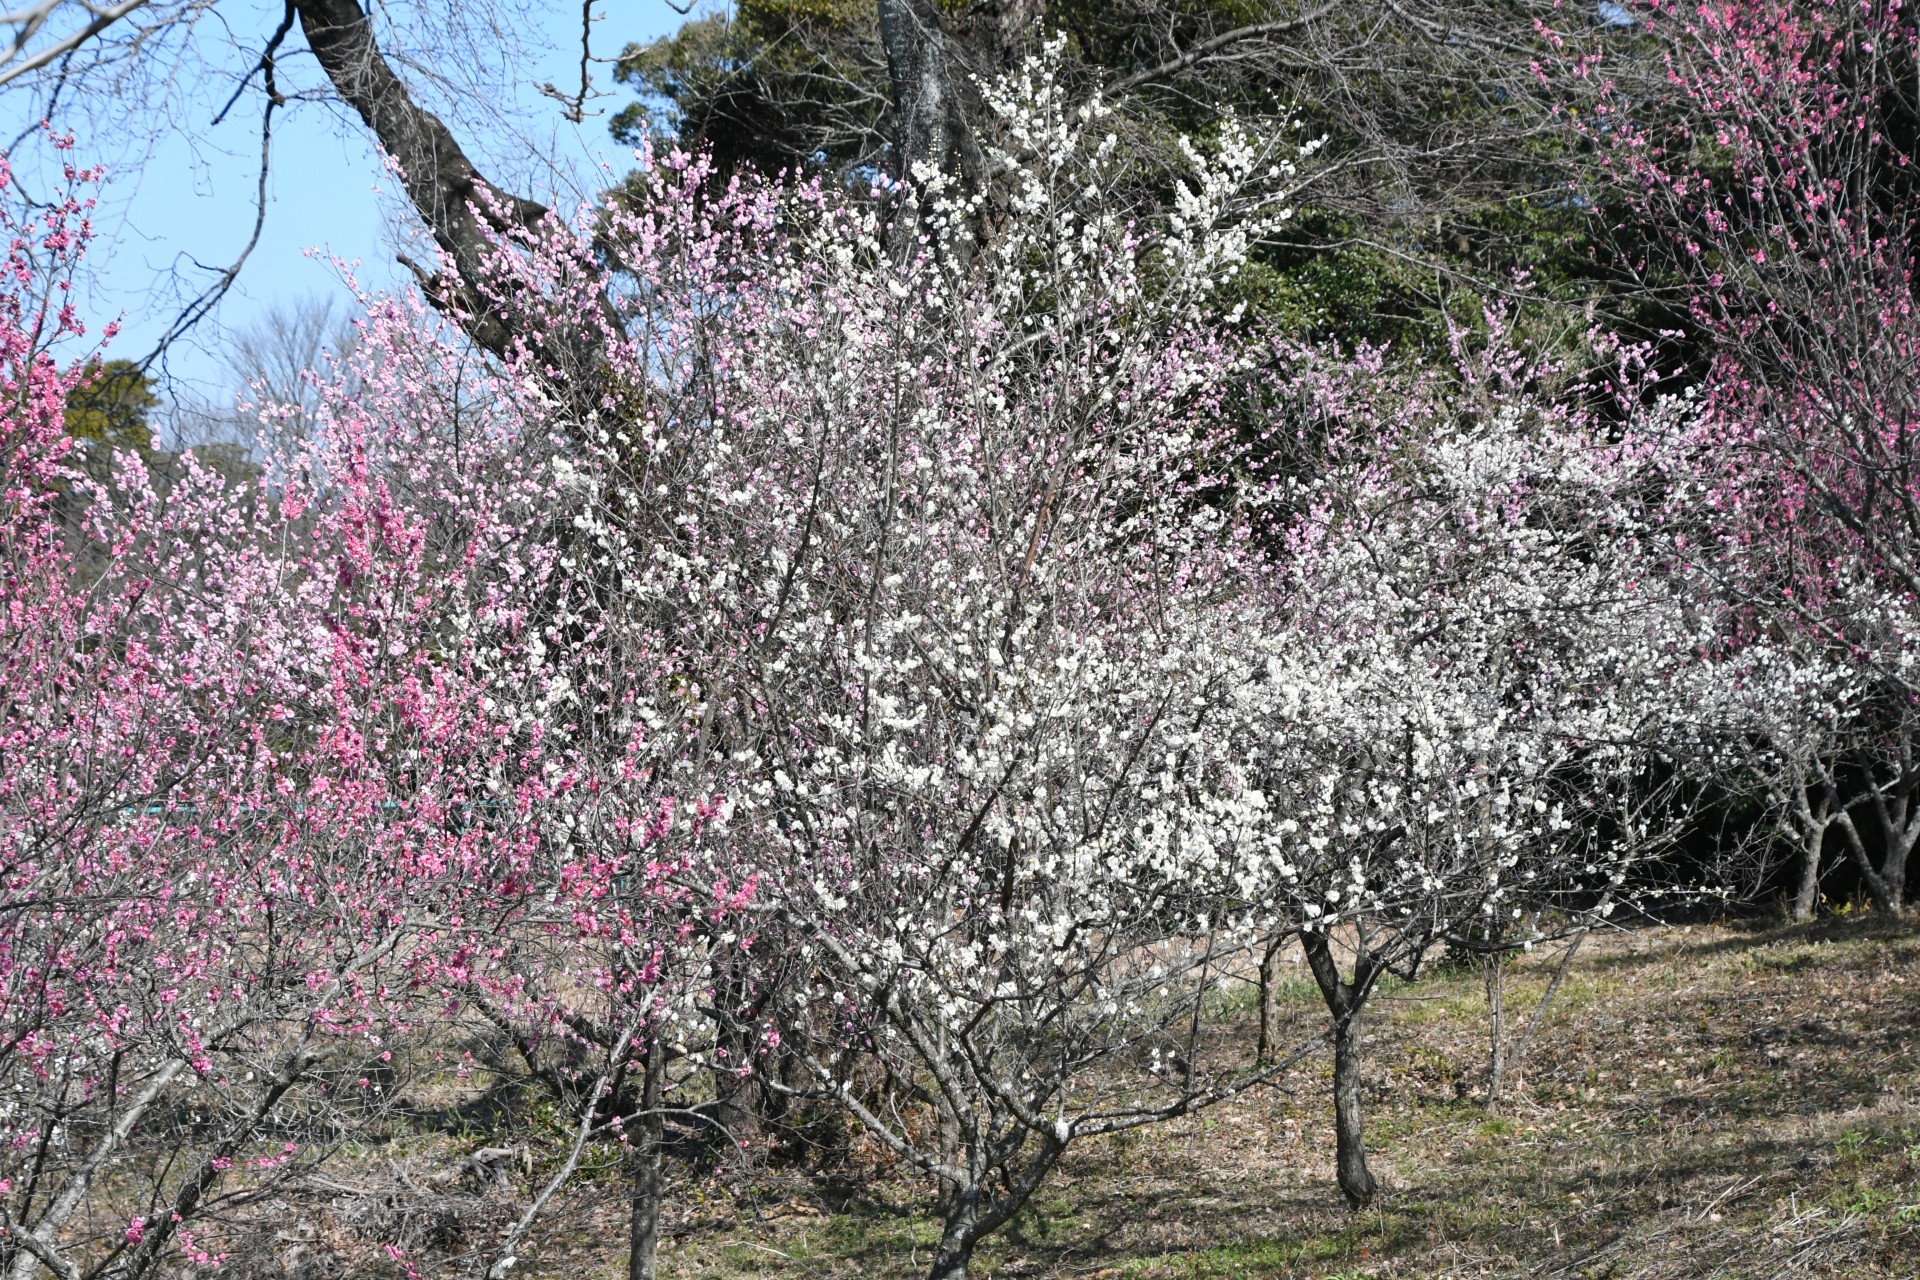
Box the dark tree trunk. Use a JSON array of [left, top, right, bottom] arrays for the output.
[[293, 0, 616, 391], [926, 1186, 981, 1280], [875, 0, 1041, 213], [1879, 802, 1915, 917], [294, 0, 538, 356], [1302, 930, 1378, 1210], [1256, 933, 1286, 1064], [877, 0, 973, 186], [1329, 1005, 1377, 1208], [920, 1124, 1064, 1280], [627, 1052, 665, 1280], [709, 951, 765, 1148]]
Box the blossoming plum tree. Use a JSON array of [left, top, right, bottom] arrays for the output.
[[422, 51, 1334, 1280], [1556, 0, 1920, 916], [0, 151, 447, 1280], [1205, 321, 1715, 1205], [8, 28, 1843, 1278], [253, 47, 1727, 1266], [0, 152, 735, 1280]]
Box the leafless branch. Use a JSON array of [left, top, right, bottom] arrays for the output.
[[484, 1020, 638, 1280], [535, 0, 602, 123], [134, 69, 279, 371], [209, 0, 292, 127], [1103, 4, 1340, 99], [0, 0, 153, 89]]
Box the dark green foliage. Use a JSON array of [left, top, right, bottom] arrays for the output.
[[610, 3, 1645, 358], [612, 2, 888, 177], [64, 358, 155, 464]]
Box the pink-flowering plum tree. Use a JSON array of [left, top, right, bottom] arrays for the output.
[[0, 151, 451, 1280], [227, 281, 760, 1280], [1553, 0, 1920, 916], [0, 151, 742, 1280]]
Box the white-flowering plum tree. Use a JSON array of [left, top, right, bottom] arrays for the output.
[[1214, 324, 1715, 1204]]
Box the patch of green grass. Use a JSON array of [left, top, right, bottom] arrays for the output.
[[1743, 946, 1818, 976], [1264, 975, 1324, 1006], [1119, 1231, 1361, 1279], [1829, 1178, 1903, 1219], [704, 1205, 945, 1275], [1837, 1127, 1878, 1159]]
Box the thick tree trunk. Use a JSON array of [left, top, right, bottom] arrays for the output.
[[926, 1187, 981, 1280], [1329, 1002, 1378, 1209], [1793, 833, 1823, 922], [1301, 931, 1378, 1210], [293, 0, 617, 389], [875, 0, 1041, 228], [1879, 801, 1915, 917], [627, 1146, 663, 1280], [877, 0, 971, 186], [294, 0, 538, 357], [627, 1052, 666, 1280], [708, 955, 762, 1148]]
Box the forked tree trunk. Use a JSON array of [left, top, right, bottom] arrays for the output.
[[1785, 772, 1837, 923], [1836, 801, 1914, 918], [920, 1120, 1064, 1280], [1878, 806, 1915, 918], [1302, 930, 1378, 1209]]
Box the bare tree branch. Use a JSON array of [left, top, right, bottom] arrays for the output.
[[293, 0, 546, 356], [1102, 4, 1339, 99], [209, 0, 292, 127], [536, 0, 601, 123], [133, 5, 295, 369], [0, 0, 153, 90], [136, 119, 273, 367]]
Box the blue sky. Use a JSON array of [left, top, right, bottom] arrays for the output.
[[5, 1, 694, 416]]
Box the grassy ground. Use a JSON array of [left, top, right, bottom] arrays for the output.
[[340, 917, 1920, 1279]]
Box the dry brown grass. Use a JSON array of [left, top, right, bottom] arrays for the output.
[[273, 916, 1920, 1279]]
